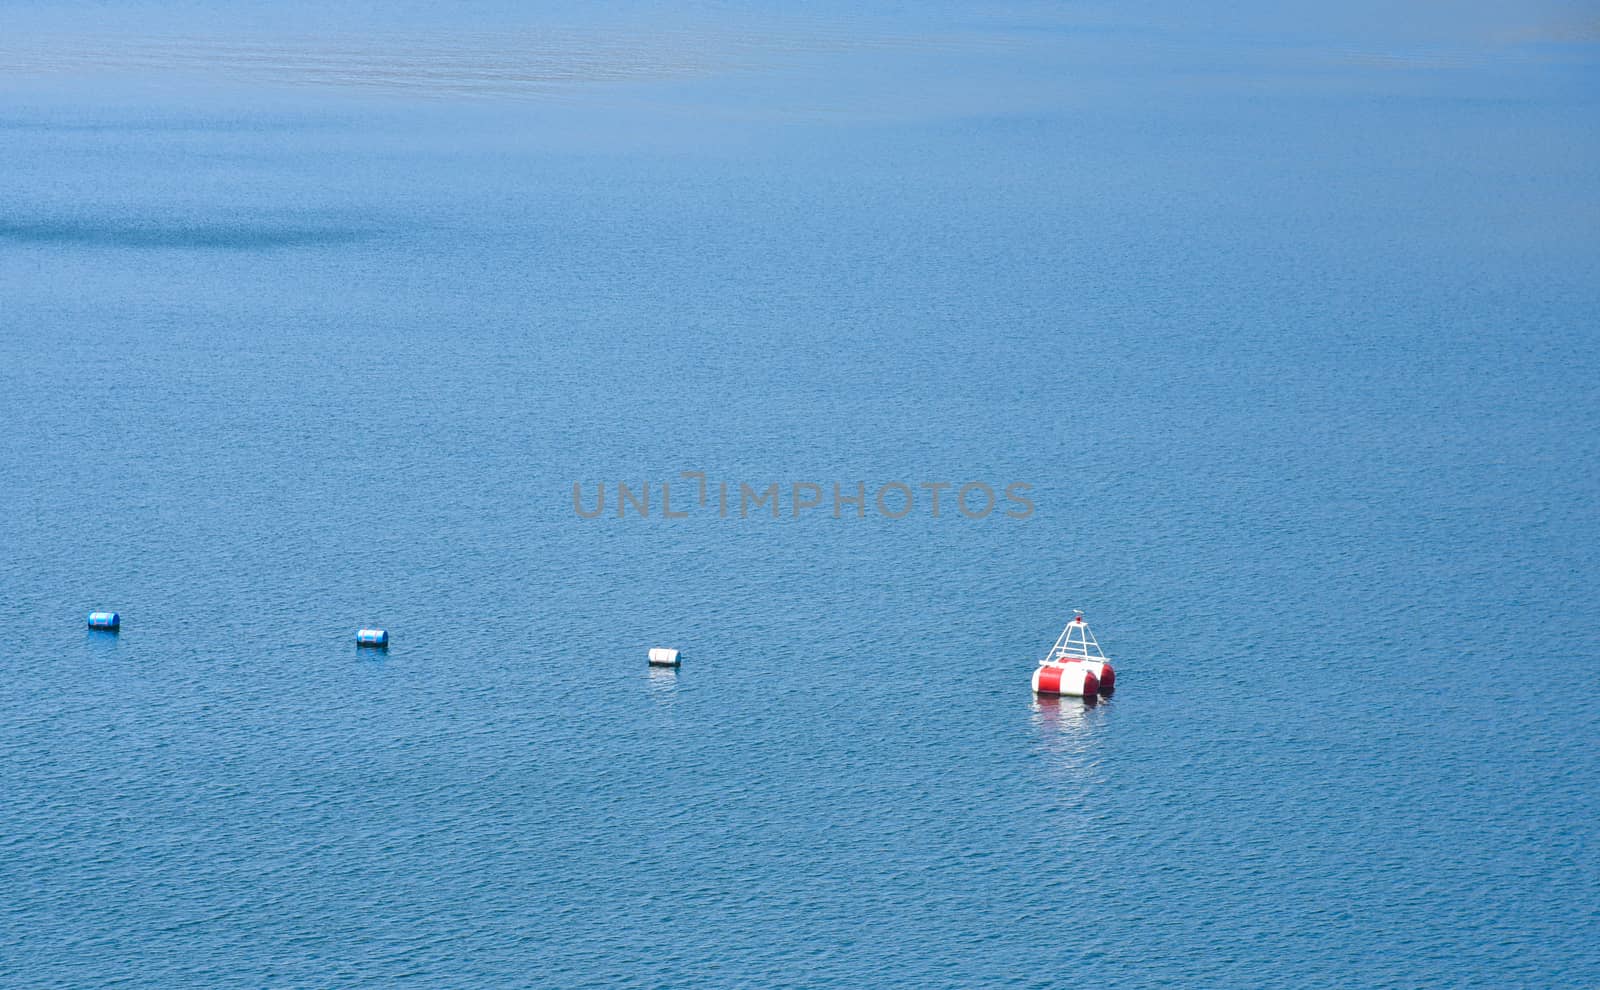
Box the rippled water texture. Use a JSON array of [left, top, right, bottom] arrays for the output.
[[2, 3, 1598, 987]]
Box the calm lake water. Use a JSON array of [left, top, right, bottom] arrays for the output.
[[2, 3, 1598, 986]]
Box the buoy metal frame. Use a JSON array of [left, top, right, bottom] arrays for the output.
[[1046, 610, 1107, 661]]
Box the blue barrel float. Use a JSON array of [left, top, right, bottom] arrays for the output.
[[356, 627, 389, 648], [87, 611, 121, 631]]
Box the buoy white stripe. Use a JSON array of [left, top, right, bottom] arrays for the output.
[[1032, 660, 1099, 697]]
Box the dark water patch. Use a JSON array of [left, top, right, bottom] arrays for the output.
[[0, 218, 372, 249]]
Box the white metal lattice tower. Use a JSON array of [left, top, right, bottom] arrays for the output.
[[1043, 610, 1108, 663]]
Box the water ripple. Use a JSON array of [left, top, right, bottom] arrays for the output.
[[0, 217, 370, 249]]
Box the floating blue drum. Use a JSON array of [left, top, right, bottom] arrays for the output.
[[87, 611, 121, 631], [356, 628, 389, 647], [648, 647, 680, 667]]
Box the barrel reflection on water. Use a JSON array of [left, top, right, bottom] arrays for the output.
[[1030, 693, 1109, 783]]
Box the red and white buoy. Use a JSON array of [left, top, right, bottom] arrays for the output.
[[1032, 610, 1117, 696], [1031, 660, 1100, 697]]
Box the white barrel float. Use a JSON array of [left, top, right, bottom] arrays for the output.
[[1032, 660, 1099, 697], [355, 628, 389, 647], [648, 647, 680, 667], [87, 611, 120, 631]]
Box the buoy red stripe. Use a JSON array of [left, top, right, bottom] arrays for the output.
[[1037, 665, 1064, 694], [1034, 662, 1101, 697]]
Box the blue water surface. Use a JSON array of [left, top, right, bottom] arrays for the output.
[[2, 3, 1598, 986]]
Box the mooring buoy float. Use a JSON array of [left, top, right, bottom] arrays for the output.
[[356, 628, 389, 647], [648, 647, 680, 667], [1032, 610, 1116, 696], [1032, 661, 1099, 697], [87, 611, 121, 631]]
